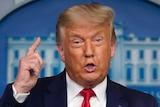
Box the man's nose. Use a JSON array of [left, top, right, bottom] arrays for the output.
[[84, 41, 94, 58]]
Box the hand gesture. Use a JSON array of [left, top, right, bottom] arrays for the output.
[[13, 37, 43, 93]]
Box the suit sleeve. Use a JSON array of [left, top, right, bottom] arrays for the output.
[[0, 84, 25, 107], [152, 96, 158, 107]]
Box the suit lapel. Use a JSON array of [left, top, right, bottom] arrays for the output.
[[106, 77, 128, 107], [41, 72, 129, 107], [43, 71, 67, 107]]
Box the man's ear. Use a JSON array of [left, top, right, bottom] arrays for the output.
[[110, 42, 116, 58], [111, 28, 116, 58], [57, 44, 65, 62]]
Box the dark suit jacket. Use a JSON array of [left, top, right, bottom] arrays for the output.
[[0, 71, 158, 107]]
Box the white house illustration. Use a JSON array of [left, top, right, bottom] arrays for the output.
[[110, 23, 160, 86], [7, 23, 160, 87]]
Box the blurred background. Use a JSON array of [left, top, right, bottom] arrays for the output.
[[0, 0, 160, 106]]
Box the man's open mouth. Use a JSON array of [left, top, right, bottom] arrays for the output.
[[84, 63, 96, 72]]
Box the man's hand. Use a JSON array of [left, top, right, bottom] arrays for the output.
[[13, 37, 43, 93]]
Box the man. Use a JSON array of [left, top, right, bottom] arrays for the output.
[[0, 4, 158, 107]]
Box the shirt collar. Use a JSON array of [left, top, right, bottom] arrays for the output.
[[66, 72, 83, 102], [66, 72, 107, 103], [92, 77, 107, 104]]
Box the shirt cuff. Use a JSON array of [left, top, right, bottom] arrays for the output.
[[12, 84, 30, 103]]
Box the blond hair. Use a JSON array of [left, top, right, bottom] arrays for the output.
[[56, 4, 116, 43]]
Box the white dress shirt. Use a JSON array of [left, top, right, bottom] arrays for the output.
[[66, 73, 107, 107]]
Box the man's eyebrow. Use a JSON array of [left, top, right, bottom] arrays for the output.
[[94, 31, 103, 35], [92, 31, 104, 38], [69, 33, 82, 38]]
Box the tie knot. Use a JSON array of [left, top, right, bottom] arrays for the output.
[[80, 88, 95, 99], [80, 89, 95, 107]]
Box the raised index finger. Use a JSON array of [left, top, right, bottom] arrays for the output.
[[26, 37, 41, 56]]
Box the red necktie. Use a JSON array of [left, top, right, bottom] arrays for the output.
[[80, 89, 95, 107]]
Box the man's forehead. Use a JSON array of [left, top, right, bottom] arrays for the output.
[[65, 23, 110, 32]]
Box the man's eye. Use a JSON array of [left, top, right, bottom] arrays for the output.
[[72, 40, 83, 47], [96, 39, 102, 42], [93, 38, 103, 44], [73, 41, 81, 44]]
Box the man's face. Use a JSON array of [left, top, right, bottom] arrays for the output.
[[57, 23, 116, 88]]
